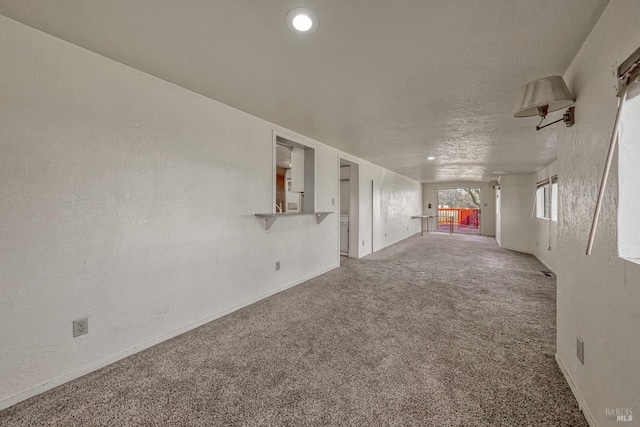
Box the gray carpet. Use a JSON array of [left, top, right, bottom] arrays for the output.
[[1, 233, 587, 426]]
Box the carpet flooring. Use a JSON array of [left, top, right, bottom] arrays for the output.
[[0, 233, 587, 426]]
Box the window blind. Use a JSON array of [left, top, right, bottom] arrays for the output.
[[536, 179, 550, 188]]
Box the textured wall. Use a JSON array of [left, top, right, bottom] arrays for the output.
[[0, 16, 421, 407], [556, 0, 640, 424], [379, 169, 423, 249]]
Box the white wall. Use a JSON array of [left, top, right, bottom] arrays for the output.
[[556, 1, 640, 425], [0, 16, 421, 408], [495, 175, 535, 253], [340, 157, 422, 258], [533, 161, 559, 272], [421, 181, 496, 237]]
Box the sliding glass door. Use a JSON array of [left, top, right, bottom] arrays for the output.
[[436, 188, 481, 235]]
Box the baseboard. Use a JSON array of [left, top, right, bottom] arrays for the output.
[[357, 232, 421, 259], [534, 256, 557, 275], [498, 244, 533, 255], [555, 353, 597, 427], [380, 231, 422, 251], [0, 264, 339, 411]]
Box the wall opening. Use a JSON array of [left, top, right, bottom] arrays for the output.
[[339, 158, 359, 259], [339, 164, 350, 256], [274, 135, 315, 213]]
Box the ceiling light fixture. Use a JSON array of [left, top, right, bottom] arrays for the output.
[[427, 156, 436, 160], [293, 14, 312, 31], [513, 76, 575, 130], [286, 8, 319, 34]]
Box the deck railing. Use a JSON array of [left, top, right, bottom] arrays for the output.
[[437, 208, 479, 227]]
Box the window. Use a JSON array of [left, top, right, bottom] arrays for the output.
[[535, 177, 557, 221], [618, 78, 640, 261], [588, 47, 639, 258], [536, 179, 550, 219], [551, 175, 558, 222]]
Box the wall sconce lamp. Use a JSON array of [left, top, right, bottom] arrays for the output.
[[513, 76, 575, 130]]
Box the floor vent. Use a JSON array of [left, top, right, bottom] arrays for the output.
[[541, 271, 554, 277]]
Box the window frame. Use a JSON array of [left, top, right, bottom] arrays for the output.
[[551, 175, 558, 222], [617, 80, 640, 262], [536, 179, 550, 220]]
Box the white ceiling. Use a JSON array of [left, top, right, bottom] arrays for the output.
[[0, 0, 609, 182]]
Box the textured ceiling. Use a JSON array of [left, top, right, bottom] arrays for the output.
[[0, 0, 609, 182]]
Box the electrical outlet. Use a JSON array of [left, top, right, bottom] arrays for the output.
[[275, 261, 280, 271], [576, 336, 584, 364], [332, 198, 335, 205], [73, 318, 88, 337], [362, 240, 365, 246]]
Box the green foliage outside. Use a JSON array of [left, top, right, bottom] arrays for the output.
[[437, 188, 481, 209]]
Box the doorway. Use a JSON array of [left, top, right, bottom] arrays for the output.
[[339, 159, 359, 259], [436, 188, 481, 235], [340, 164, 350, 256]]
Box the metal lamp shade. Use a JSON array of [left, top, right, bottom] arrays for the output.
[[513, 76, 574, 117]]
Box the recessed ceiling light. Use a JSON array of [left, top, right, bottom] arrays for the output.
[[293, 14, 312, 31], [427, 156, 436, 160], [286, 8, 319, 34]]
